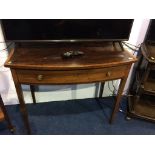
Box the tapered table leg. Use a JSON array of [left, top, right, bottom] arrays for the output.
[[30, 85, 36, 104], [11, 70, 31, 134], [99, 82, 105, 98], [110, 77, 128, 123]]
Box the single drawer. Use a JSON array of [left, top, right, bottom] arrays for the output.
[[16, 65, 128, 84]]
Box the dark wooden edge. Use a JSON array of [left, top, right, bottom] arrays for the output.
[[0, 95, 15, 132], [0, 107, 5, 121], [4, 60, 137, 71]]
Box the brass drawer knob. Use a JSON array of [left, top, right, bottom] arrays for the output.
[[106, 71, 111, 77], [37, 74, 43, 81]]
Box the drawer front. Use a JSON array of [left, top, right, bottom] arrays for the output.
[[16, 66, 127, 84]]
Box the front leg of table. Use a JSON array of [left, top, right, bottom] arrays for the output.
[[11, 69, 31, 134], [110, 76, 128, 123]]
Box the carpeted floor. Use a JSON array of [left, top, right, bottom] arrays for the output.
[[0, 96, 155, 135]]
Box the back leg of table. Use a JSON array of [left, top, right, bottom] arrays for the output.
[[99, 82, 105, 98], [30, 85, 36, 104]]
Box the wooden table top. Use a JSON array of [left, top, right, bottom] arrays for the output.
[[5, 42, 137, 70]]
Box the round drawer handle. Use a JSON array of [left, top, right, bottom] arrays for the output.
[[106, 71, 111, 77], [37, 74, 43, 81]]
